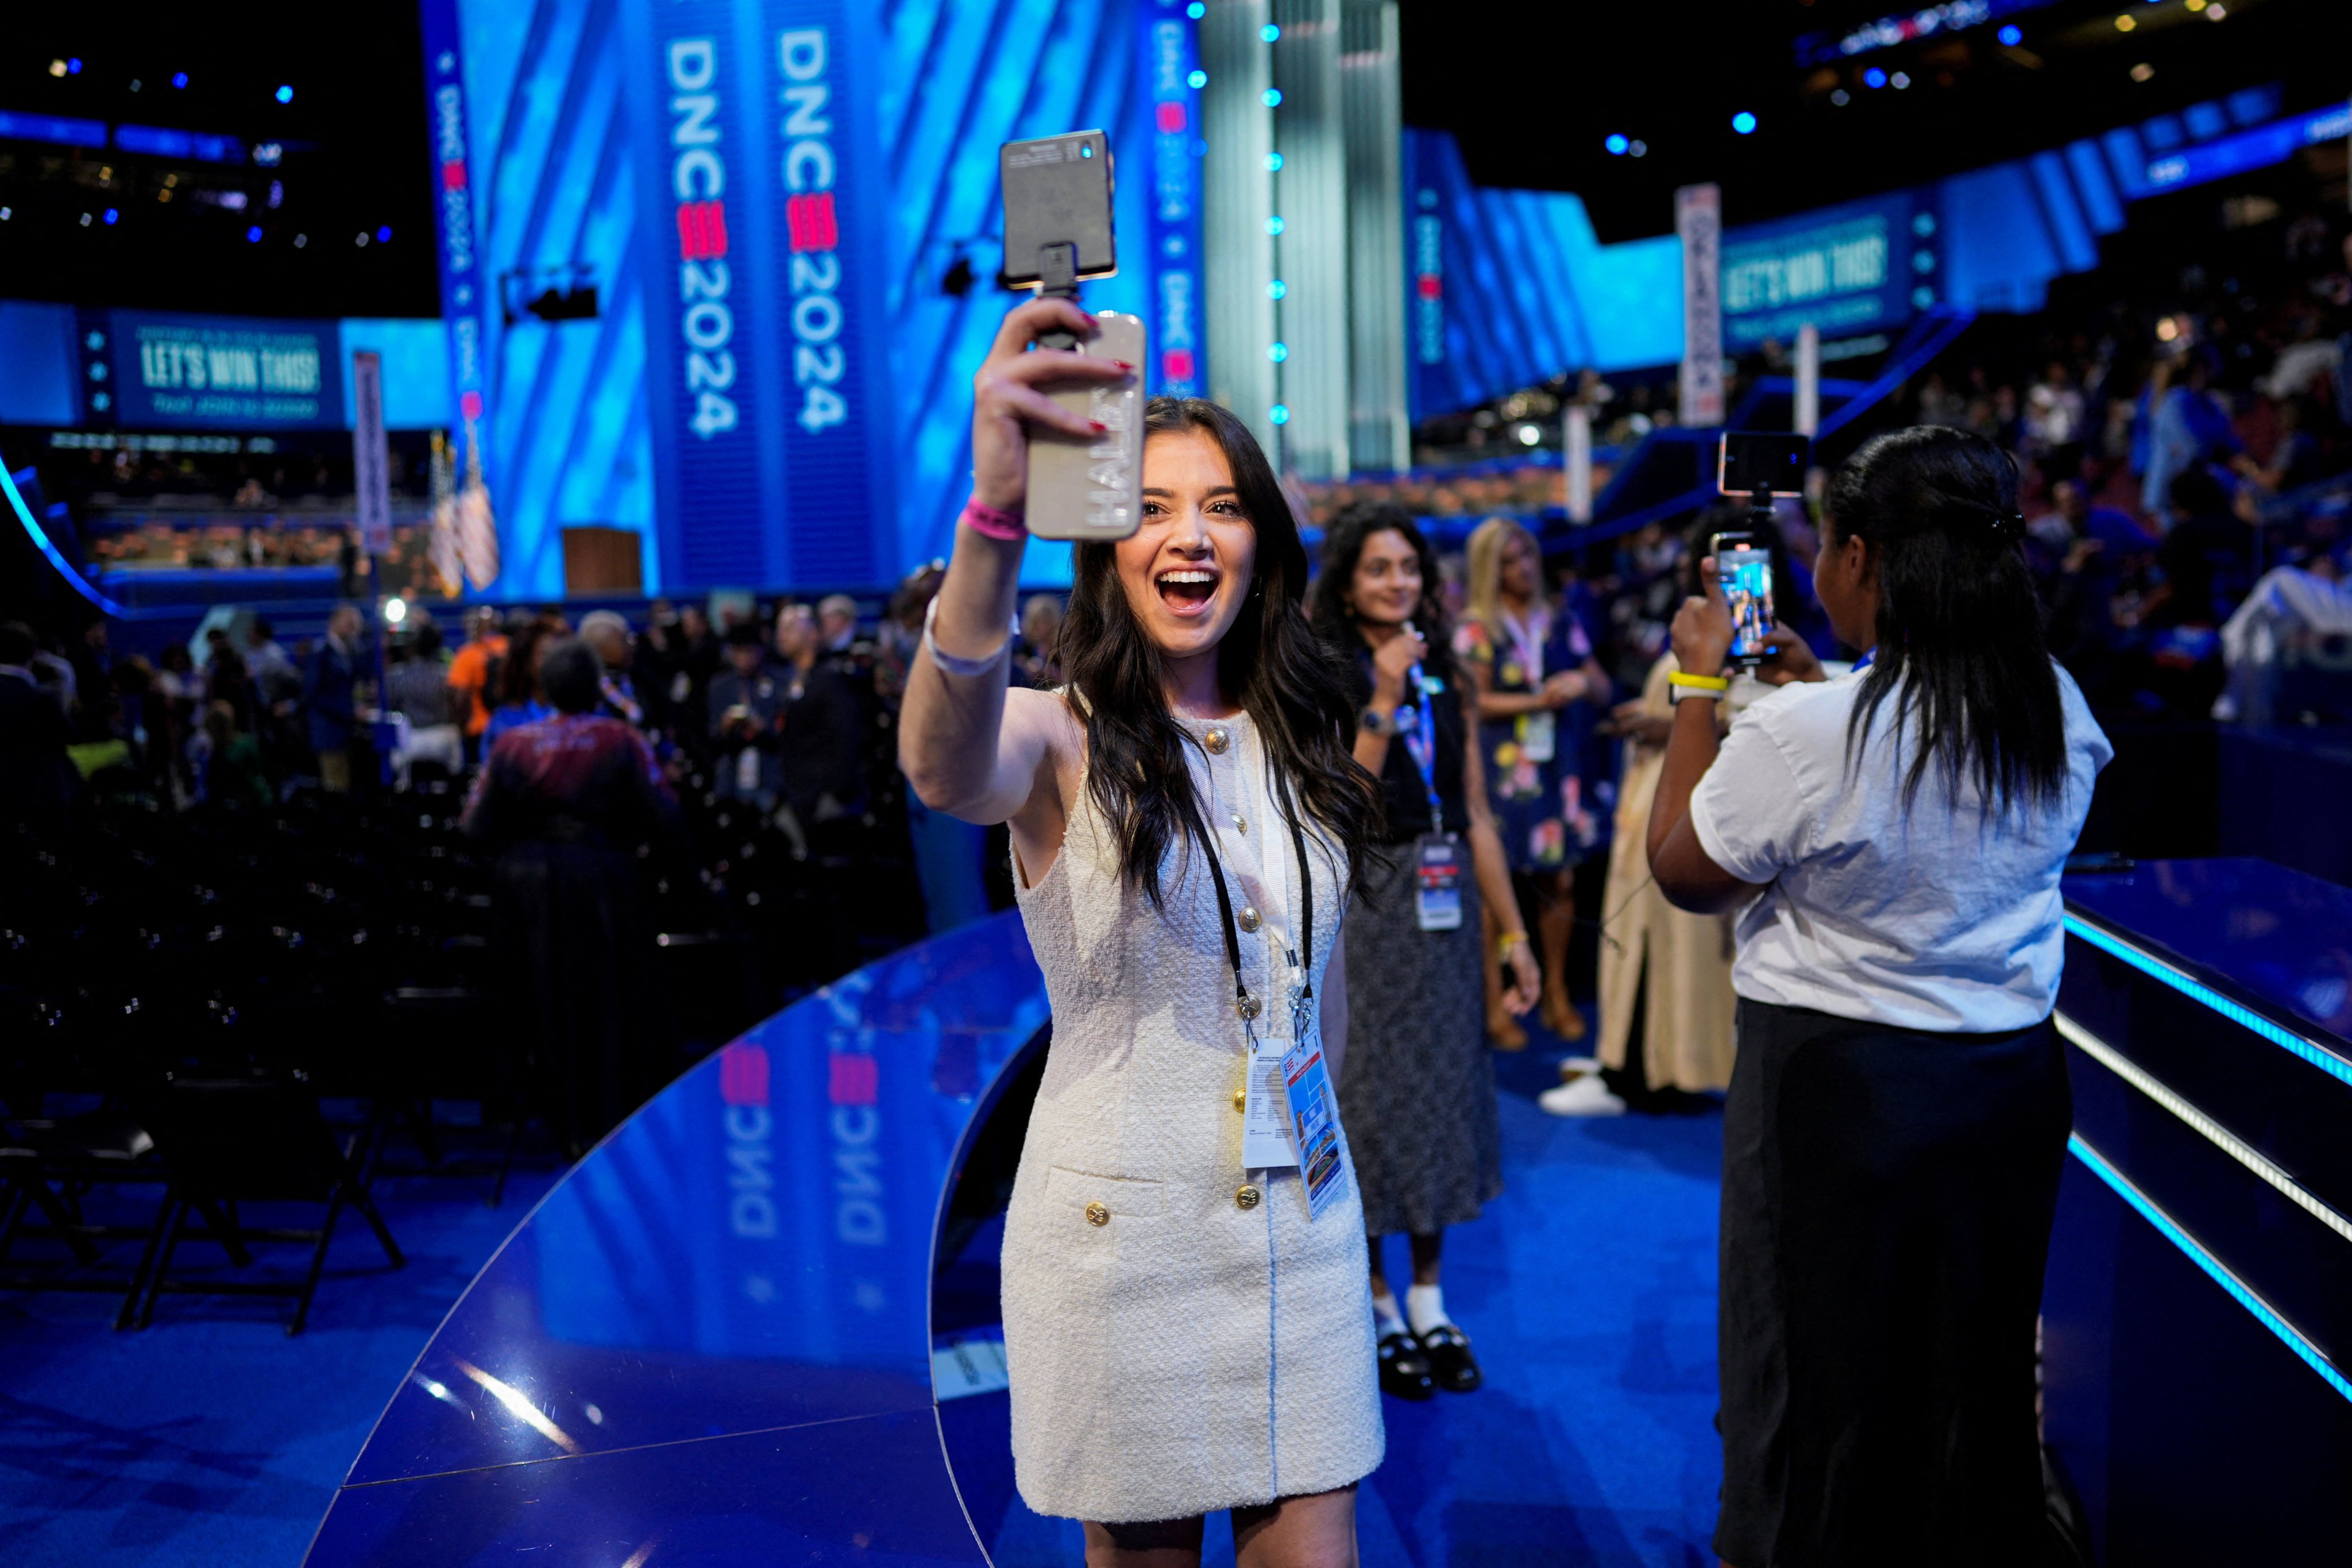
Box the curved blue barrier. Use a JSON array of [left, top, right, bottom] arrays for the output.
[[304, 912, 1049, 1567]]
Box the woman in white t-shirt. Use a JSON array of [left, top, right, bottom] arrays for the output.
[[1646, 426, 2111, 1567]]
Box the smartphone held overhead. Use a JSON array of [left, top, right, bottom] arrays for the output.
[[1001, 130, 1144, 542]]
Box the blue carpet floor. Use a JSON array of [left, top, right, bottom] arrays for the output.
[[964, 1034, 1729, 1568], [0, 1162, 562, 1568], [3, 1034, 1724, 1567]]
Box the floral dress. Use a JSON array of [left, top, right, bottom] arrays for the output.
[[1454, 608, 1602, 875]]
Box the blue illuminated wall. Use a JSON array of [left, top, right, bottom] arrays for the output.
[[438, 0, 660, 597], [873, 0, 1172, 584], [1403, 128, 1679, 425], [428, 0, 1192, 594], [1409, 81, 2302, 421]]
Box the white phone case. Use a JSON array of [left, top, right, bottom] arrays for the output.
[[1026, 311, 1145, 542]]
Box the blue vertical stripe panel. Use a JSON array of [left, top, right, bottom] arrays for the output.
[[457, 0, 657, 594], [2064, 138, 2125, 236], [878, 0, 1154, 578], [1935, 162, 2060, 316], [2102, 126, 2153, 200], [2027, 149, 2099, 275]]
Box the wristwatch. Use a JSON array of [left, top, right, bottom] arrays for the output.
[[1360, 705, 1398, 736]]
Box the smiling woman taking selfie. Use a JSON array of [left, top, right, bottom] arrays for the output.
[[901, 298, 1383, 1568], [1643, 426, 2112, 1567]]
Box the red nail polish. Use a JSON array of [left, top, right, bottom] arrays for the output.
[[1114, 360, 1135, 371], [1090, 420, 1109, 432]]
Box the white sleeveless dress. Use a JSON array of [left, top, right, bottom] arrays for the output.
[[1002, 710, 1385, 1523]]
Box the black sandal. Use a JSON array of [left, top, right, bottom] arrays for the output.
[[1418, 1323, 1483, 1393], [1377, 1327, 1435, 1400]]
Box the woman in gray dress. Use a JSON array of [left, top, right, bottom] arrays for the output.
[[1310, 503, 1539, 1399]]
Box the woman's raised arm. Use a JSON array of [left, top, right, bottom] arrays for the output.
[[899, 298, 1130, 826]]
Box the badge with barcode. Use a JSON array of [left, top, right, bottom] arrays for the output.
[[1241, 1038, 1299, 1169]]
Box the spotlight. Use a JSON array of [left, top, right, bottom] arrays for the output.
[[1268, 342, 1288, 362], [1890, 72, 1911, 89], [1516, 423, 1542, 446], [1605, 133, 1629, 155], [1997, 24, 2023, 44], [48, 59, 65, 77], [1830, 88, 1851, 105], [2114, 13, 2134, 30], [1187, 68, 1207, 88], [2129, 61, 2154, 80], [1266, 215, 1284, 235], [1261, 22, 1280, 41], [1269, 404, 1291, 425], [275, 83, 294, 103], [246, 225, 262, 242], [1262, 87, 1282, 107], [172, 71, 190, 88], [68, 57, 83, 75], [385, 597, 408, 625], [293, 233, 307, 247], [356, 231, 370, 246], [1629, 140, 1647, 156], [1732, 111, 1757, 134], [1268, 279, 1287, 299], [1864, 67, 1887, 88], [1265, 151, 1284, 171], [1187, 1, 1205, 14], [102, 207, 118, 225], [376, 225, 392, 243]]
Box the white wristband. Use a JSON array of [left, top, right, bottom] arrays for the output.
[[922, 597, 1014, 679]]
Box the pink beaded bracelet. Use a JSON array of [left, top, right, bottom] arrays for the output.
[[961, 495, 1026, 542]]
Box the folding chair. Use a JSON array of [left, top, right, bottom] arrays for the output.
[[121, 1072, 403, 1335]]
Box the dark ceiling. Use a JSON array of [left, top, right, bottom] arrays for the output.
[[0, 4, 437, 318], [1399, 0, 2352, 241]]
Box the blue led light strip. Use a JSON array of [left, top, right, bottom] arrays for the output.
[[0, 464, 125, 618], [2064, 914, 2352, 1091], [2054, 1011, 2352, 1247], [2068, 1133, 2352, 1407]]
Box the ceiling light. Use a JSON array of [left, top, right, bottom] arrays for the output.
[[1830, 88, 1851, 105], [1732, 110, 1758, 134], [2130, 61, 2154, 81], [1998, 24, 2023, 43], [2114, 12, 2135, 30], [1890, 71, 1911, 89], [1605, 133, 1629, 155]]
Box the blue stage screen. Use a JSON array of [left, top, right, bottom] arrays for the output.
[[1721, 194, 1919, 352], [99, 310, 346, 431]]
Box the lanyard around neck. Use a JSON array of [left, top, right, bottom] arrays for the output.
[[1397, 662, 1445, 830], [1192, 768, 1317, 1030]]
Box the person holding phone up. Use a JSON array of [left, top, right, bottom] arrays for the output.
[[1309, 504, 1539, 1402], [1644, 427, 2111, 1567], [901, 298, 1384, 1567]]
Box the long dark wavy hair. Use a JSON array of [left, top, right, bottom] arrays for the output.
[[1060, 397, 1378, 905], [1306, 501, 1455, 684], [1828, 425, 2067, 810]]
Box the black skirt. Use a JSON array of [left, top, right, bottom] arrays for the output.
[[1716, 998, 2071, 1568]]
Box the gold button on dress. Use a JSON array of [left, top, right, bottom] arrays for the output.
[[1085, 1202, 1110, 1227]]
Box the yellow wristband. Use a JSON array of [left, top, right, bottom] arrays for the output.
[[1667, 671, 1730, 691], [1497, 930, 1529, 953]]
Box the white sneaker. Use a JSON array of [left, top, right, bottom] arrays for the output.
[[1557, 1055, 1601, 1080], [1539, 1074, 1627, 1117]]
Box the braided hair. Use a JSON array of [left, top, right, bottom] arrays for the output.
[[1825, 424, 2067, 811]]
